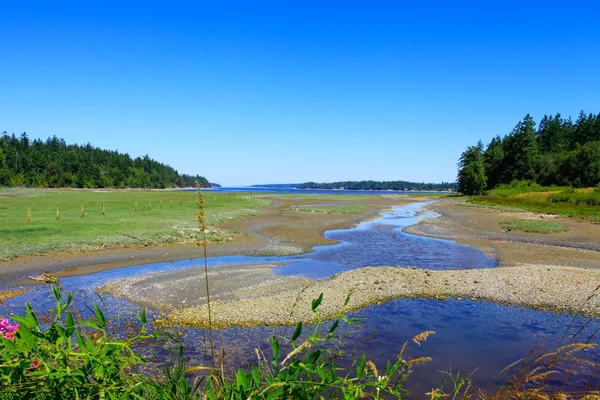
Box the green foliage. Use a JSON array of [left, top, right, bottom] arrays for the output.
[[0, 133, 210, 189], [200, 293, 433, 399], [0, 284, 155, 399], [487, 181, 563, 197], [457, 141, 487, 195], [499, 219, 570, 234], [549, 189, 600, 206], [460, 111, 600, 190]]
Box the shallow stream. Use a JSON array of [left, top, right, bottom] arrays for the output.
[[4, 201, 599, 395]]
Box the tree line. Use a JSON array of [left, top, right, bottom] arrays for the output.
[[298, 180, 457, 191], [458, 111, 600, 195], [0, 132, 210, 189]]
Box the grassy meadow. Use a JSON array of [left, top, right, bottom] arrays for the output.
[[470, 182, 600, 221], [0, 188, 271, 260]]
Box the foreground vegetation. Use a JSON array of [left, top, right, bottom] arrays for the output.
[[1, 283, 598, 399], [0, 188, 270, 260], [467, 181, 600, 222], [0, 133, 210, 188]]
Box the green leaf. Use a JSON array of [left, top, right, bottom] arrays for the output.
[[94, 305, 106, 329], [236, 369, 248, 389], [65, 311, 75, 338], [291, 321, 303, 342], [344, 293, 352, 307], [311, 293, 324, 311], [252, 366, 260, 385], [26, 303, 39, 329], [76, 332, 85, 350], [327, 320, 339, 336], [357, 355, 366, 379], [16, 325, 35, 350], [307, 349, 321, 365], [271, 336, 280, 364]]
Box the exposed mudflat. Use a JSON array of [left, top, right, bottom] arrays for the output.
[[404, 199, 600, 269], [99, 199, 600, 328]]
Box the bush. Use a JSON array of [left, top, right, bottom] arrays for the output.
[[0, 284, 153, 399]]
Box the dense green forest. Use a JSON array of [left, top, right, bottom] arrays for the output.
[[298, 180, 457, 191], [0, 132, 210, 188], [458, 111, 600, 195]]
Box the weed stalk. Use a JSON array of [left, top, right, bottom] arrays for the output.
[[196, 181, 215, 368]]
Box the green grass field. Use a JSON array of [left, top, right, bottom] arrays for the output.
[[470, 186, 600, 222], [499, 219, 570, 233], [0, 188, 271, 260]]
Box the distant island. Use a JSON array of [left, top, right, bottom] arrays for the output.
[[0, 132, 211, 189], [298, 180, 457, 191], [249, 183, 300, 189]]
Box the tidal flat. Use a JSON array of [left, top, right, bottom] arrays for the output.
[[99, 198, 600, 327]]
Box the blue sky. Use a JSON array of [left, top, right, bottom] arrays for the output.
[[1, 1, 599, 186]]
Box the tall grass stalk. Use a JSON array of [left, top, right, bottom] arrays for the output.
[[55, 207, 60, 220], [25, 208, 31, 224], [80, 204, 84, 217], [195, 181, 215, 368]]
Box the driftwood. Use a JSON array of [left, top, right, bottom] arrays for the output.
[[118, 232, 149, 246], [28, 272, 59, 284]]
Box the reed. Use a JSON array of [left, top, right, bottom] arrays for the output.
[[80, 204, 84, 217], [195, 181, 215, 369], [56, 207, 60, 220], [101, 203, 105, 215], [25, 208, 31, 224], [134, 201, 138, 212]]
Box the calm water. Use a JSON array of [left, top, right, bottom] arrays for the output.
[[178, 186, 449, 196], [4, 201, 599, 396]]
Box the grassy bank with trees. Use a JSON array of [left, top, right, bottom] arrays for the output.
[[0, 133, 210, 189], [457, 111, 600, 195], [467, 181, 600, 222]]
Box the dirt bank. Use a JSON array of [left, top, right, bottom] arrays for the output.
[[404, 199, 600, 269]]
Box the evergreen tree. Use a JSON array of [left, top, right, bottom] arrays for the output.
[[483, 136, 505, 189], [503, 114, 539, 182], [0, 132, 212, 189], [458, 141, 487, 195]]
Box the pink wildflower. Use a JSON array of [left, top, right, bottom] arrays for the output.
[[30, 359, 40, 368], [0, 318, 19, 340]]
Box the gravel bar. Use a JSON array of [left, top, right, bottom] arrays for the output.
[[100, 263, 600, 328]]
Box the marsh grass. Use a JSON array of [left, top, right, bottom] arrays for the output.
[[471, 187, 600, 221], [500, 219, 571, 233], [0, 188, 271, 260]]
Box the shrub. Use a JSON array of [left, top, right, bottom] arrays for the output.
[[0, 284, 154, 399]]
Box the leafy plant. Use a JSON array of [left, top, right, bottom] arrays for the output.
[[201, 292, 435, 399], [0, 284, 155, 399]]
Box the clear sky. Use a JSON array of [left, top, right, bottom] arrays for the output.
[[1, 1, 599, 186]]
